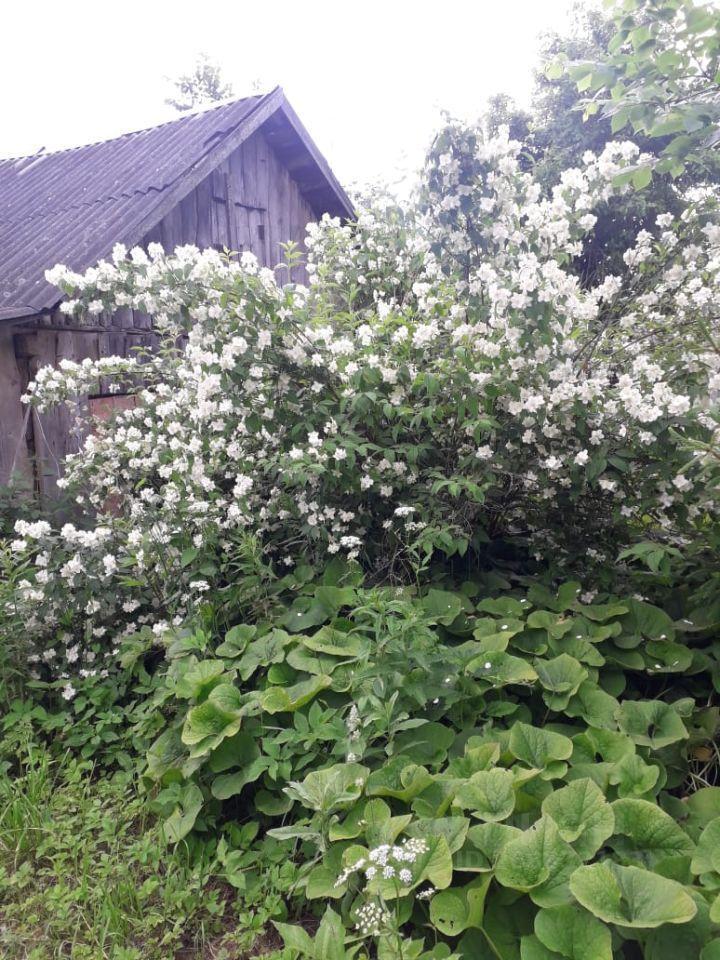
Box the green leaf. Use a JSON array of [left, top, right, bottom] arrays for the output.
[[616, 700, 688, 749], [215, 624, 256, 657], [273, 921, 315, 956], [422, 589, 464, 625], [691, 817, 720, 875], [608, 752, 660, 798], [301, 627, 366, 657], [237, 630, 289, 680], [611, 799, 694, 862], [569, 862, 698, 928], [260, 674, 332, 714], [175, 659, 226, 700], [146, 727, 187, 780], [208, 729, 259, 773], [181, 686, 242, 749], [565, 683, 619, 730], [454, 769, 516, 822], [468, 650, 538, 685], [284, 763, 369, 814], [621, 600, 675, 640], [430, 877, 491, 936], [534, 905, 612, 960], [393, 721, 455, 765], [211, 756, 269, 799], [162, 783, 204, 843], [476, 597, 530, 618], [541, 779, 614, 860], [366, 756, 434, 802], [632, 165, 653, 189], [407, 816, 470, 854], [460, 822, 523, 873], [535, 655, 588, 709], [520, 935, 558, 960], [495, 816, 580, 906], [315, 907, 347, 960], [509, 723, 573, 773]]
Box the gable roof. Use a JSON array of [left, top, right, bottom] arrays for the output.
[[0, 87, 354, 320]]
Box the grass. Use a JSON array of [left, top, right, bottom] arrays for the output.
[[0, 748, 284, 960]]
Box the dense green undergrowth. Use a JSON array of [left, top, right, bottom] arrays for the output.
[[3, 562, 720, 959], [0, 750, 293, 960]]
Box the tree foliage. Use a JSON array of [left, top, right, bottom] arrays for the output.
[[165, 52, 234, 112]]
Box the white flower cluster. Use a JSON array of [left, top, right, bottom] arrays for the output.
[[355, 901, 390, 936], [335, 837, 429, 888]]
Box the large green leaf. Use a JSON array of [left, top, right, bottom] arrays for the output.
[[430, 877, 491, 936], [175, 659, 227, 700], [181, 683, 243, 751], [146, 727, 187, 780], [393, 721, 455, 765], [690, 817, 720, 875], [211, 756, 270, 800], [620, 599, 675, 641], [208, 729, 259, 774], [460, 893, 536, 959], [406, 816, 470, 854], [565, 683, 619, 730], [467, 650, 538, 685], [260, 674, 332, 714], [366, 756, 434, 802], [422, 589, 465, 625], [616, 700, 688, 749], [541, 778, 614, 860], [519, 935, 559, 960], [534, 655, 588, 709], [273, 921, 315, 956], [495, 816, 580, 906], [215, 624, 256, 658], [461, 822, 523, 872], [533, 905, 612, 960], [162, 783, 204, 843], [314, 906, 348, 960], [237, 630, 289, 680], [608, 752, 660, 799], [284, 762, 368, 815], [611, 798, 694, 862], [569, 861, 698, 928], [644, 894, 713, 960], [509, 723, 573, 775], [454, 769, 516, 822], [301, 626, 366, 657]]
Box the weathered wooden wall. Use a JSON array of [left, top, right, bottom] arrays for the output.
[[143, 128, 315, 283], [0, 127, 320, 497], [3, 309, 156, 497]]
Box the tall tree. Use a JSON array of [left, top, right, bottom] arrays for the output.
[[563, 0, 720, 176], [481, 4, 717, 282], [165, 54, 234, 112]]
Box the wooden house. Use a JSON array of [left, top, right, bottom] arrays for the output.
[[0, 87, 353, 496]]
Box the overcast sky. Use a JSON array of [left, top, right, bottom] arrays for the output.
[[1, 0, 582, 190]]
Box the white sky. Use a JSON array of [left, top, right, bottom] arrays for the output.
[[1, 0, 581, 191]]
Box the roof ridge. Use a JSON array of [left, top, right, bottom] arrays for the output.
[[0, 89, 278, 165]]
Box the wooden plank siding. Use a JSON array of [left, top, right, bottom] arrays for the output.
[[144, 129, 315, 283]]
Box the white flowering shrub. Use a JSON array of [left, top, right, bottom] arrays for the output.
[[6, 124, 720, 694]]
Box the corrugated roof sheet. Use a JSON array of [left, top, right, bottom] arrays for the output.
[[0, 89, 351, 319]]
